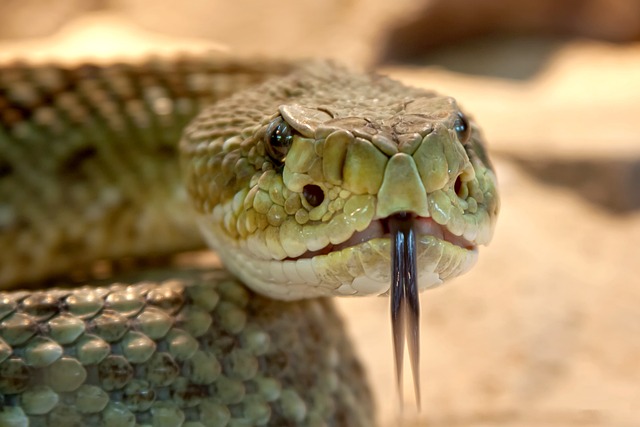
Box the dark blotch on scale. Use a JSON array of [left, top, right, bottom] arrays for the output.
[[302, 184, 325, 207], [389, 212, 421, 409], [0, 160, 13, 179], [60, 145, 98, 172]]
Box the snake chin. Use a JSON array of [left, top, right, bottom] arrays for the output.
[[292, 216, 475, 260]]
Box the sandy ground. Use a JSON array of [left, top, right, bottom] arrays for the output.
[[2, 9, 640, 427]]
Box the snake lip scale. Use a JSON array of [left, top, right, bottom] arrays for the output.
[[291, 215, 475, 259]]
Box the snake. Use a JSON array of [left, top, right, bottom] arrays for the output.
[[0, 55, 499, 426]]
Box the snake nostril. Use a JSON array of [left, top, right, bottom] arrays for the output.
[[454, 176, 465, 198], [303, 184, 325, 207], [453, 175, 469, 200], [454, 177, 461, 193]]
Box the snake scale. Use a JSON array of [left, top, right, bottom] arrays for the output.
[[0, 55, 499, 426]]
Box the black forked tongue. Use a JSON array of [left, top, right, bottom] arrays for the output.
[[389, 212, 421, 410]]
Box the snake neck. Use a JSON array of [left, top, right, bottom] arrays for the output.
[[0, 55, 297, 288]]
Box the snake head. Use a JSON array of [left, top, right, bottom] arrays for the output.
[[182, 63, 499, 300], [181, 62, 499, 408]]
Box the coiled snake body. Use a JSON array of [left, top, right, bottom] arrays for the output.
[[0, 56, 499, 426]]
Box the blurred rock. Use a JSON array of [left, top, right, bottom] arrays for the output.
[[0, 0, 97, 39], [506, 156, 640, 214], [0, 12, 223, 64], [380, 0, 640, 62], [106, 0, 416, 65], [3, 0, 640, 68]]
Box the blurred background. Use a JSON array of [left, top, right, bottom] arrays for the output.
[[1, 1, 639, 425]]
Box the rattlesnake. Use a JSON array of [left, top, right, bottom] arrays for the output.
[[0, 55, 499, 426]]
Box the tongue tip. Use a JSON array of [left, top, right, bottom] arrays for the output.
[[389, 212, 422, 412]]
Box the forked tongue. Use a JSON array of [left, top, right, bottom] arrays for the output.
[[389, 212, 421, 410]]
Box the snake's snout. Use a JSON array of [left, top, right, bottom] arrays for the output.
[[376, 154, 429, 219]]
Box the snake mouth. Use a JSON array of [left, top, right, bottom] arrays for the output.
[[293, 216, 475, 260]]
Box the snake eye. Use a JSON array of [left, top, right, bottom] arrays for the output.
[[303, 184, 325, 207], [265, 117, 294, 163], [453, 112, 471, 144]]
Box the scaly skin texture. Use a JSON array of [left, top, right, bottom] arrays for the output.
[[0, 269, 372, 426], [0, 55, 499, 426], [0, 56, 297, 287]]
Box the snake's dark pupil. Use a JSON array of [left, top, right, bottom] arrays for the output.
[[265, 118, 293, 163], [454, 112, 471, 144], [303, 184, 324, 207]]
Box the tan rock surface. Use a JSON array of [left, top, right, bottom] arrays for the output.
[[380, 0, 640, 61]]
